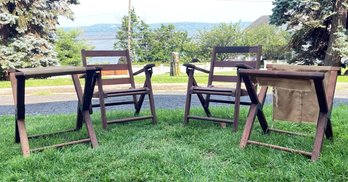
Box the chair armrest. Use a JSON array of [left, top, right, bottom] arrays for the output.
[[235, 63, 254, 70], [133, 64, 155, 76], [183, 63, 210, 74]]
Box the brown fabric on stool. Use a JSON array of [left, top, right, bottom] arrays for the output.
[[266, 65, 333, 123]]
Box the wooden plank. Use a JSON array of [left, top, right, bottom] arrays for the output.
[[30, 138, 91, 152], [15, 66, 95, 78], [268, 128, 310, 137], [107, 116, 153, 124], [247, 140, 312, 157], [239, 104, 258, 148], [187, 115, 233, 123], [85, 64, 128, 71], [193, 90, 232, 96], [311, 112, 327, 161], [193, 86, 235, 92], [214, 46, 261, 53], [214, 61, 257, 68], [107, 91, 148, 97], [17, 119, 30, 157], [239, 69, 325, 80], [102, 78, 131, 85], [28, 128, 77, 139], [82, 50, 128, 57], [83, 111, 99, 148], [208, 99, 251, 105], [92, 101, 134, 108], [212, 75, 238, 82]]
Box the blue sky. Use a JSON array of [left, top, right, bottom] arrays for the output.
[[58, 0, 274, 27]]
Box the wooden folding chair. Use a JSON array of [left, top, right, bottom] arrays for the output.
[[183, 46, 261, 131], [239, 64, 340, 161], [81, 49, 157, 129]]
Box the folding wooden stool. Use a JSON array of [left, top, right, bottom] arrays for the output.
[[238, 64, 340, 161], [9, 66, 99, 156]]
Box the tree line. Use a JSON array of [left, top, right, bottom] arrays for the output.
[[113, 9, 290, 63]]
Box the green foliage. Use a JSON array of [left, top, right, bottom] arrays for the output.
[[114, 8, 152, 62], [114, 10, 289, 64], [245, 24, 291, 60], [270, 0, 348, 65], [0, 0, 79, 80], [196, 23, 290, 61], [55, 28, 94, 66], [0, 33, 58, 68], [115, 9, 193, 63], [333, 27, 348, 58], [270, 0, 301, 26], [197, 23, 244, 60], [150, 24, 191, 62]]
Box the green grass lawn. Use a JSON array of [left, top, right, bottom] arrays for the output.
[[1, 105, 347, 181]]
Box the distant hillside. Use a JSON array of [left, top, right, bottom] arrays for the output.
[[63, 22, 251, 50]]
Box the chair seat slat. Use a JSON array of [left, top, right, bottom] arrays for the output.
[[101, 78, 131, 85], [212, 75, 238, 82]]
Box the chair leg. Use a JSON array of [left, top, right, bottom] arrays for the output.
[[233, 74, 242, 132], [148, 92, 157, 124], [184, 92, 192, 125], [75, 105, 84, 130], [132, 95, 139, 111], [135, 93, 146, 116], [232, 102, 240, 132], [99, 96, 108, 129]]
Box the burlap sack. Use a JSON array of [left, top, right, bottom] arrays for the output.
[[257, 65, 332, 123]]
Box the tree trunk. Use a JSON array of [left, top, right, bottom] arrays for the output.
[[0, 25, 9, 43], [324, 0, 347, 66]]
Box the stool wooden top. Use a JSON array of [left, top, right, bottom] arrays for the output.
[[9, 66, 100, 78]]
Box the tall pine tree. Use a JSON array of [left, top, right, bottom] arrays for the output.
[[0, 0, 79, 79], [270, 0, 347, 66]]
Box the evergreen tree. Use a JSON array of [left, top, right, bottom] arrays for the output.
[[114, 9, 191, 63], [270, 0, 348, 66], [150, 24, 190, 62], [114, 8, 151, 62], [0, 0, 79, 79]]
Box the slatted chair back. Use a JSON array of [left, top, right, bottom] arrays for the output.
[[81, 49, 136, 89], [208, 46, 262, 86]]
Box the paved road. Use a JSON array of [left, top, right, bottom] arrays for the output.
[[1, 83, 347, 115], [1, 93, 348, 115]]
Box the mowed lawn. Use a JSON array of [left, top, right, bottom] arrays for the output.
[[1, 105, 348, 181]]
